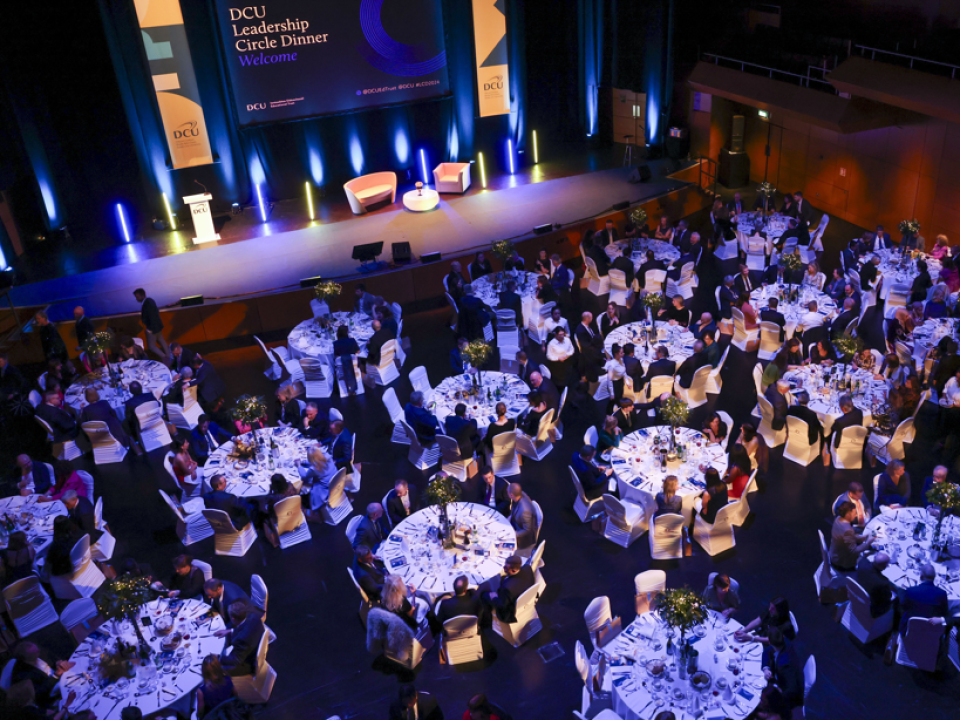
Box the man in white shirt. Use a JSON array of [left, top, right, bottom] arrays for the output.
[[546, 328, 575, 387], [797, 301, 824, 333], [832, 481, 871, 528], [543, 306, 570, 340]]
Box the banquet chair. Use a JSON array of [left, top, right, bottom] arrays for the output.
[[644, 374, 675, 403], [444, 292, 460, 332], [321, 468, 354, 525], [409, 366, 434, 404], [692, 502, 737, 556], [649, 512, 685, 560], [192, 559, 213, 581], [159, 488, 213, 545], [233, 630, 277, 703], [343, 433, 361, 493], [164, 451, 201, 499], [601, 493, 651, 548], [298, 358, 333, 399], [731, 308, 759, 351], [635, 570, 666, 615], [715, 236, 739, 261], [77, 470, 95, 501], [746, 244, 766, 272], [274, 496, 311, 549], [490, 431, 521, 477], [526, 301, 556, 344], [367, 340, 400, 386], [783, 416, 819, 466], [949, 627, 960, 673], [251, 574, 277, 643], [492, 583, 543, 647], [59, 598, 103, 644], [345, 515, 364, 545], [716, 411, 734, 451], [729, 470, 759, 527], [644, 269, 666, 294], [81, 421, 127, 465], [830, 425, 868, 470], [758, 322, 782, 361], [607, 269, 634, 307], [705, 346, 730, 395], [570, 466, 603, 522], [845, 316, 860, 338], [90, 497, 116, 562], [394, 319, 408, 367], [674, 365, 711, 409], [167, 384, 204, 431], [438, 615, 483, 665], [400, 420, 441, 470], [814, 529, 841, 604], [584, 596, 613, 651], [550, 387, 568, 440], [886, 283, 911, 311], [335, 355, 365, 397], [3, 576, 59, 638], [436, 434, 472, 481], [867, 418, 914, 465], [664, 277, 683, 300], [802, 655, 817, 715], [756, 394, 787, 448], [49, 534, 106, 600], [839, 577, 894, 645], [896, 617, 946, 672], [347, 567, 376, 626], [202, 509, 258, 556], [583, 257, 610, 297], [894, 341, 913, 370], [810, 214, 829, 249], [583, 426, 599, 447], [382, 387, 410, 445], [539, 364, 552, 379], [254, 335, 303, 385], [367, 607, 433, 668], [676, 262, 698, 300], [515, 409, 555, 461], [135, 400, 172, 452], [529, 540, 547, 595], [495, 310, 520, 348]]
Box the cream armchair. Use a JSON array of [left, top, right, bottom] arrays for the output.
[[343, 172, 397, 214], [433, 163, 471, 194]]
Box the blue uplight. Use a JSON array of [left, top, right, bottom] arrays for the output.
[[116, 203, 131, 243]]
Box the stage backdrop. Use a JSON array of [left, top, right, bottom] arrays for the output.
[[211, 0, 451, 127]]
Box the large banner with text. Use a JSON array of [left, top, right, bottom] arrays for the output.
[[471, 0, 510, 117], [212, 0, 451, 127]]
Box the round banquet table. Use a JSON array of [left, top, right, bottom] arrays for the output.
[[470, 271, 541, 327], [750, 284, 837, 340], [604, 321, 696, 370], [60, 597, 225, 720], [864, 507, 960, 615], [64, 361, 172, 419], [910, 318, 959, 366], [379, 502, 517, 600], [432, 372, 530, 435], [604, 238, 680, 270], [737, 211, 789, 241], [876, 249, 941, 300], [782, 364, 886, 436], [0, 495, 66, 559], [287, 312, 374, 364], [204, 427, 319, 498], [601, 609, 765, 720], [608, 427, 729, 505]]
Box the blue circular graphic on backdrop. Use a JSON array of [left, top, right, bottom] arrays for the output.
[[359, 0, 447, 77]]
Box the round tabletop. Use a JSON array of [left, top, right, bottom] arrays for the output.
[[876, 249, 941, 299], [403, 189, 439, 212], [605, 239, 680, 269], [750, 285, 837, 338], [287, 312, 374, 362], [432, 372, 530, 434], [60, 597, 226, 720], [782, 364, 886, 434], [204, 427, 319, 498], [604, 321, 696, 369], [602, 610, 765, 720], [737, 211, 789, 240], [865, 507, 960, 615], [64, 361, 171, 416], [379, 502, 517, 597], [609, 427, 728, 504], [910, 318, 959, 360], [0, 495, 66, 557], [471, 271, 539, 312]]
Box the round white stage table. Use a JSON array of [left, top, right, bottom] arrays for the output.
[[379, 502, 517, 598], [64, 361, 172, 418], [782, 364, 886, 435], [204, 427, 319, 498], [608, 426, 728, 504], [876, 249, 941, 300], [602, 609, 765, 720], [432, 372, 530, 435], [604, 322, 696, 370], [403, 189, 439, 212], [865, 507, 960, 615], [0, 495, 66, 558], [750, 285, 837, 340], [287, 312, 374, 364], [60, 597, 226, 720], [471, 271, 541, 327]]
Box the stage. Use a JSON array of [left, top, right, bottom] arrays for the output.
[[13, 156, 692, 319]]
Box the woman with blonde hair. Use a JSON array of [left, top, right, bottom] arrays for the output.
[[303, 445, 338, 523], [801, 261, 825, 291], [382, 575, 433, 633], [929, 233, 950, 260], [655, 475, 682, 516]]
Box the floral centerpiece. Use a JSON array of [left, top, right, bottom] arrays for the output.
[[834, 335, 862, 362], [926, 481, 960, 554], [462, 340, 493, 390], [660, 396, 689, 455], [425, 472, 462, 546], [82, 330, 113, 358], [778, 250, 804, 299], [313, 279, 341, 319], [630, 206, 648, 231], [757, 182, 777, 215], [96, 576, 155, 659], [229, 436, 258, 461], [657, 587, 708, 676], [899, 219, 921, 257], [641, 291, 664, 341], [491, 239, 514, 262], [230, 394, 267, 427]]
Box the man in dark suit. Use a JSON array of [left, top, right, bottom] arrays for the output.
[[571, 445, 614, 500], [792, 191, 814, 227], [507, 483, 536, 550], [613, 397, 641, 433], [856, 553, 895, 618], [691, 313, 717, 342], [642, 346, 676, 389], [760, 298, 787, 340], [0, 353, 27, 400], [830, 395, 864, 448], [474, 466, 510, 514], [498, 280, 523, 326], [574, 312, 605, 388], [365, 319, 393, 366], [10, 455, 54, 496], [168, 342, 197, 375], [872, 225, 893, 251], [727, 192, 745, 218], [62, 489, 100, 542], [718, 276, 738, 321], [516, 351, 539, 385], [860, 255, 880, 290], [841, 241, 861, 275], [80, 388, 135, 451], [549, 254, 574, 298], [601, 219, 619, 247], [638, 250, 667, 290], [763, 628, 804, 709], [483, 556, 536, 623], [777, 218, 805, 249], [786, 391, 823, 448], [352, 502, 389, 552], [123, 381, 156, 447], [204, 577, 251, 626], [610, 246, 635, 287], [36, 390, 80, 441], [673, 220, 692, 253], [299, 402, 328, 441], [203, 474, 252, 529], [444, 403, 482, 460], [446, 261, 466, 302], [899, 563, 950, 634], [323, 420, 353, 470], [352, 545, 387, 600], [586, 237, 611, 275], [734, 264, 755, 295], [675, 341, 709, 389], [190, 415, 233, 464], [843, 283, 862, 316], [385, 479, 420, 526], [450, 337, 469, 374], [458, 285, 491, 340], [388, 685, 443, 720], [191, 355, 227, 410], [73, 306, 95, 348], [134, 287, 170, 362], [437, 575, 484, 625], [829, 299, 857, 339], [528, 372, 560, 415], [405, 391, 439, 444], [622, 344, 644, 386], [764, 380, 790, 432], [218, 602, 265, 677]]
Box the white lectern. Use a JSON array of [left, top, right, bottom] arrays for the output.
[[183, 193, 220, 245]]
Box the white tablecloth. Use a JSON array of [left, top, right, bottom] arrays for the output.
[[64, 361, 172, 418], [379, 502, 516, 598], [204, 427, 318, 498], [865, 507, 960, 615], [471, 271, 540, 327], [737, 212, 789, 242], [602, 610, 765, 720], [609, 427, 728, 504], [432, 372, 530, 434], [287, 312, 374, 363], [604, 239, 680, 270], [60, 598, 226, 720], [604, 322, 696, 370], [750, 285, 837, 340], [910, 318, 959, 365], [782, 364, 886, 435], [876, 249, 941, 300], [0, 495, 66, 557]]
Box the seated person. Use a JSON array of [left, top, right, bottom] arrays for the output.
[[197, 655, 237, 719], [596, 415, 622, 453], [655, 475, 682, 516], [659, 295, 692, 326], [1, 531, 37, 585], [571, 444, 614, 500], [699, 468, 727, 523], [829, 501, 874, 571], [161, 554, 206, 599], [301, 446, 338, 522], [702, 412, 728, 446], [832, 481, 870, 526], [404, 391, 440, 444], [899, 563, 949, 634], [202, 474, 252, 529], [436, 574, 484, 626], [444, 403, 482, 460], [735, 596, 796, 643], [190, 414, 233, 464], [382, 575, 434, 634], [702, 573, 740, 618], [299, 402, 329, 441], [215, 601, 265, 677], [170, 437, 199, 494], [352, 544, 386, 600], [482, 556, 535, 623], [519, 392, 548, 436], [876, 459, 911, 508], [761, 628, 804, 710], [483, 403, 516, 451], [9, 641, 79, 711], [259, 474, 299, 547], [807, 338, 837, 366], [385, 479, 420, 525]]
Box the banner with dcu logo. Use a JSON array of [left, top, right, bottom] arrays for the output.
[[472, 0, 510, 117], [211, 0, 450, 127], [134, 0, 214, 169]]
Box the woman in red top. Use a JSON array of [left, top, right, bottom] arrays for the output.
[[38, 460, 88, 503], [463, 694, 505, 720], [171, 437, 199, 492], [725, 463, 750, 500]]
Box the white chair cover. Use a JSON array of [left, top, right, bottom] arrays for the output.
[[675, 365, 711, 409], [233, 629, 277, 703], [706, 346, 729, 395], [784, 416, 819, 466], [492, 583, 542, 647], [830, 425, 868, 470], [437, 434, 471, 481], [320, 468, 354, 525], [201, 509, 258, 556], [167, 384, 203, 430], [515, 409, 555, 461], [896, 617, 945, 672], [368, 340, 400, 386], [300, 357, 334, 398], [59, 597, 101, 641], [570, 466, 602, 522], [274, 496, 311, 548], [490, 431, 520, 477], [756, 393, 787, 448], [602, 493, 650, 547], [400, 419, 441, 471], [82, 421, 127, 464], [440, 615, 483, 665], [159, 488, 212, 545], [649, 512, 685, 560], [692, 503, 737, 556], [757, 321, 782, 361], [192, 559, 213, 580], [584, 257, 610, 297], [50, 534, 106, 599], [840, 577, 894, 644], [382, 387, 410, 445], [635, 569, 666, 615], [135, 400, 172, 452], [607, 269, 633, 307], [3, 576, 60, 637], [731, 308, 759, 351]]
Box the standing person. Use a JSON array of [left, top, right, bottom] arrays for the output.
[[507, 483, 536, 551], [133, 288, 170, 362], [333, 325, 360, 395], [33, 312, 68, 363], [73, 307, 95, 348]]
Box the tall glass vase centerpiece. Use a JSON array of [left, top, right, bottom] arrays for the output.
[[834, 336, 862, 365], [898, 218, 921, 258], [641, 292, 664, 348], [426, 472, 462, 548], [230, 394, 267, 434], [757, 182, 776, 218], [661, 396, 690, 458], [778, 250, 804, 304], [83, 331, 116, 382], [926, 482, 960, 557], [462, 340, 493, 392], [491, 239, 515, 291], [657, 587, 708, 678], [96, 576, 155, 660], [313, 279, 342, 321]]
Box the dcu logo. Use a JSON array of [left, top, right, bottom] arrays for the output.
[[173, 121, 200, 139], [483, 75, 504, 91], [247, 103, 267, 111]]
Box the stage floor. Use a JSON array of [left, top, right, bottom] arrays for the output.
[[13, 154, 688, 318]]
